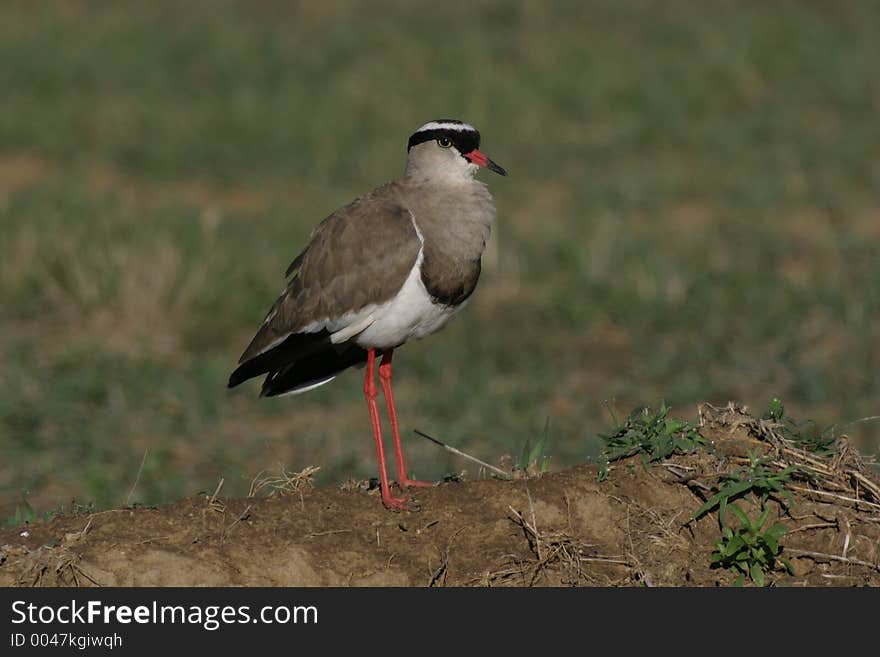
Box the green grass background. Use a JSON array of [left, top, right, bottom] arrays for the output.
[[2, 0, 878, 518]]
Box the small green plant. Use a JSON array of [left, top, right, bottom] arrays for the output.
[[597, 403, 706, 481], [786, 420, 837, 455], [764, 397, 785, 422], [693, 451, 798, 522], [710, 504, 793, 586], [517, 419, 552, 476], [4, 492, 38, 527], [3, 497, 98, 528], [763, 397, 836, 455], [124, 502, 159, 510]]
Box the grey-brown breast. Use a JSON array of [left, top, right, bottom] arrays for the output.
[[403, 179, 496, 307]]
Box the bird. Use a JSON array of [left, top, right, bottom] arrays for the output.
[[228, 119, 506, 510]]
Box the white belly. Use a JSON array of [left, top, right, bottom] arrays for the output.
[[352, 256, 464, 350]]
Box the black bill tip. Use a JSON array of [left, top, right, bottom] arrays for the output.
[[488, 158, 507, 176]]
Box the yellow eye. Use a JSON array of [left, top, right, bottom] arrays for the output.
[[437, 137, 452, 148]]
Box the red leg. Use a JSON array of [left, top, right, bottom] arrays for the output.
[[379, 349, 434, 489], [364, 349, 409, 510]]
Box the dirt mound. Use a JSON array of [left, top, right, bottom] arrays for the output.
[[2, 404, 878, 587]]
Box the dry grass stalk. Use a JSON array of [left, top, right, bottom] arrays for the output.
[[206, 476, 226, 513], [125, 447, 150, 506], [492, 506, 631, 586], [787, 548, 880, 571], [428, 555, 448, 587], [414, 429, 511, 479], [699, 402, 880, 510], [426, 527, 465, 587], [248, 465, 319, 498], [16, 546, 101, 587], [62, 517, 93, 544], [304, 529, 351, 539], [220, 505, 252, 543], [787, 485, 880, 512]]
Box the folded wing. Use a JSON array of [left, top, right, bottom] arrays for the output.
[[228, 188, 421, 395]]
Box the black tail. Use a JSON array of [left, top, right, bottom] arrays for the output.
[[228, 330, 332, 389], [260, 342, 368, 397], [228, 329, 367, 395]]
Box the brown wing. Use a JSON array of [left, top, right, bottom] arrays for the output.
[[236, 188, 421, 365]]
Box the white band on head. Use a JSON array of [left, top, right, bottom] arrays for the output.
[[415, 121, 476, 133]]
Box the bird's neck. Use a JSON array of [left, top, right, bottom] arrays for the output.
[[404, 160, 481, 184]]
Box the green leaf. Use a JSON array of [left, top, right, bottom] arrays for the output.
[[750, 562, 765, 587], [529, 436, 546, 468], [780, 556, 795, 575], [597, 459, 609, 483], [756, 508, 770, 530], [765, 523, 788, 543], [517, 437, 532, 470], [728, 504, 750, 528]]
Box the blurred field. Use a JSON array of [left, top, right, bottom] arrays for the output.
[[1, 0, 878, 520]]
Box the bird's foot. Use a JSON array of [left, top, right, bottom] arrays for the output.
[[398, 478, 435, 489], [381, 493, 417, 512]]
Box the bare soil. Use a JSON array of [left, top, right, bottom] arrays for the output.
[[2, 405, 878, 587]]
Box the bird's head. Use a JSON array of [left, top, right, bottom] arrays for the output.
[[405, 119, 507, 182]]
